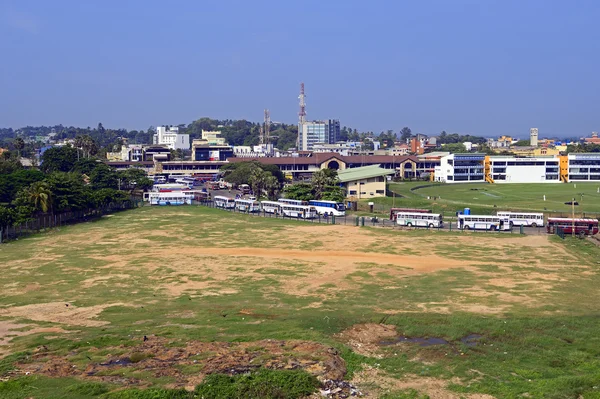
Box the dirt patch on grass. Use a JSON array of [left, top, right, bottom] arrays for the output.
[[336, 324, 398, 357], [81, 274, 131, 288], [0, 320, 69, 358], [18, 336, 346, 390], [0, 302, 127, 327], [352, 366, 495, 399]]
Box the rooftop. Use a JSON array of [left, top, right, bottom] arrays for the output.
[[337, 164, 394, 183]]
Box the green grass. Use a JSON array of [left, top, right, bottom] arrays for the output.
[[1, 206, 600, 398], [361, 181, 600, 217]]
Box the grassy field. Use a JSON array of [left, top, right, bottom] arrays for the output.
[[362, 182, 600, 217], [1, 206, 600, 398]]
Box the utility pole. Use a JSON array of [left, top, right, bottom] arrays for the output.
[[572, 198, 575, 237]]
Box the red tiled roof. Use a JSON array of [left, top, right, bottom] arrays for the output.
[[226, 154, 418, 165]]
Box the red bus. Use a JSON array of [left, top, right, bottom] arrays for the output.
[[390, 208, 432, 221], [546, 218, 599, 237]]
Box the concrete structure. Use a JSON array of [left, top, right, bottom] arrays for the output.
[[153, 126, 190, 150], [489, 156, 561, 183], [434, 154, 486, 183], [510, 146, 560, 157], [191, 139, 233, 161], [568, 153, 600, 181], [200, 130, 226, 146], [338, 164, 395, 199], [530, 128, 539, 147], [298, 119, 340, 151], [584, 132, 600, 145]]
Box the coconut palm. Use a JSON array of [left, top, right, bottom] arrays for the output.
[[27, 181, 52, 213]]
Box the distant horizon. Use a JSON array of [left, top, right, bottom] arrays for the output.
[[1, 1, 599, 138]]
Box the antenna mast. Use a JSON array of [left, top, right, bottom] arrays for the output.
[[298, 82, 306, 125], [264, 109, 271, 145]]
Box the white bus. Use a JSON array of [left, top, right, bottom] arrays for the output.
[[308, 200, 346, 216], [281, 204, 318, 219], [278, 198, 307, 206], [146, 192, 191, 206], [396, 212, 443, 228], [214, 195, 235, 209], [261, 201, 282, 214], [458, 215, 511, 231], [496, 212, 544, 227], [235, 199, 260, 213], [153, 183, 190, 192]]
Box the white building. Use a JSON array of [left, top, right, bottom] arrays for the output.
[[434, 154, 486, 183], [530, 128, 539, 147], [153, 126, 190, 150], [489, 156, 560, 183]]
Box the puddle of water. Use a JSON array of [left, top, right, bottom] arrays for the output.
[[380, 336, 449, 347], [99, 357, 133, 366], [460, 334, 482, 347]]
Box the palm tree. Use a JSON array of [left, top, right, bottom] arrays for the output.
[[74, 135, 84, 160], [27, 182, 52, 214], [14, 137, 25, 158]]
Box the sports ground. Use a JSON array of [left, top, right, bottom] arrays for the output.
[[1, 204, 600, 398]]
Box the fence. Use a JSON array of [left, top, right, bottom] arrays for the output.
[[0, 200, 142, 244]]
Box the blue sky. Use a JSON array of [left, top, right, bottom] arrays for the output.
[[1, 0, 599, 138]]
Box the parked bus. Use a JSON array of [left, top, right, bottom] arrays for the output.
[[396, 212, 443, 228], [206, 181, 221, 190], [146, 192, 191, 206], [280, 204, 318, 219], [457, 214, 511, 231], [308, 200, 346, 216], [214, 195, 235, 209], [390, 208, 432, 221], [278, 198, 307, 206], [235, 198, 260, 213], [261, 201, 282, 214], [238, 184, 252, 195], [497, 212, 544, 227], [546, 218, 599, 237], [153, 183, 190, 192]]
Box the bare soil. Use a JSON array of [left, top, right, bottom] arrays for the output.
[[335, 323, 398, 357], [0, 302, 127, 327], [0, 320, 69, 358], [17, 337, 347, 391]]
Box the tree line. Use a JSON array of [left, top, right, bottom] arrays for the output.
[[0, 146, 152, 229]]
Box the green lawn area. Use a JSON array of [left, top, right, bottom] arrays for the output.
[[361, 182, 600, 217], [1, 206, 600, 398]]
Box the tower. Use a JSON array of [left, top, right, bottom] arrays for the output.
[[530, 128, 538, 147], [298, 83, 306, 125], [264, 109, 271, 145]]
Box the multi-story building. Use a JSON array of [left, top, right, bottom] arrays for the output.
[[153, 126, 190, 150], [298, 119, 340, 151], [530, 128, 539, 147], [200, 130, 226, 146], [568, 153, 600, 181], [191, 139, 233, 161], [434, 154, 486, 183], [489, 156, 561, 183]]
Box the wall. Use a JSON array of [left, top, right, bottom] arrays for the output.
[[345, 177, 386, 198]]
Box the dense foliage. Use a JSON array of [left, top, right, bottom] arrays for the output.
[[221, 161, 283, 200], [284, 169, 346, 203]]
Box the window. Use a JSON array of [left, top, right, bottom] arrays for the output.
[[349, 190, 357, 195], [376, 190, 385, 194]]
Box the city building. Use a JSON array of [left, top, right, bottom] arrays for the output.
[[434, 154, 486, 183], [510, 146, 560, 157], [338, 164, 395, 199], [153, 126, 190, 150], [298, 119, 340, 151], [584, 132, 600, 145], [199, 130, 226, 146], [488, 156, 561, 183], [530, 128, 539, 147], [568, 153, 600, 181], [191, 139, 233, 161], [410, 137, 424, 155]]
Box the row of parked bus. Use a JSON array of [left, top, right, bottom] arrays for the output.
[[389, 208, 599, 237], [213, 197, 346, 219]]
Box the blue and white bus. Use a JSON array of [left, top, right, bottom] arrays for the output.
[[147, 192, 191, 206], [308, 200, 346, 216]]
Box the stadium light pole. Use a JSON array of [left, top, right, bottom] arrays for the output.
[[572, 198, 575, 238], [392, 153, 396, 208]]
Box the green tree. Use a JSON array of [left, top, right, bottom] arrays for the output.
[[13, 137, 25, 158], [264, 174, 281, 200], [283, 183, 314, 201], [321, 185, 346, 203], [443, 143, 468, 153], [400, 127, 412, 143], [249, 168, 267, 198], [40, 146, 78, 173], [90, 164, 119, 190], [311, 169, 338, 200], [24, 181, 53, 213], [0, 205, 15, 228], [0, 169, 45, 203], [45, 172, 93, 212], [513, 139, 530, 146]]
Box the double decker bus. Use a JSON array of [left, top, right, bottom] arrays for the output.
[[308, 200, 346, 216], [496, 212, 544, 227], [457, 214, 511, 231], [234, 198, 260, 213], [546, 218, 599, 237], [389, 208, 432, 221], [260, 201, 282, 214], [396, 212, 443, 228], [280, 204, 318, 219], [214, 195, 235, 209]]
